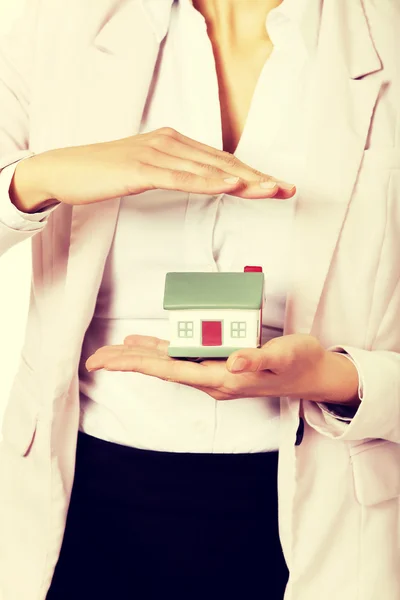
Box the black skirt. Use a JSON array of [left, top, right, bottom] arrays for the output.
[[46, 431, 288, 600]]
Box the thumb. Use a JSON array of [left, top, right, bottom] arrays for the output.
[[227, 345, 282, 374]]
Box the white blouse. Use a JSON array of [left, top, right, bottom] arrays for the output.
[[0, 0, 317, 452], [76, 0, 315, 453]]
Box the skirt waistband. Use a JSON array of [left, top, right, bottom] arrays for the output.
[[76, 430, 278, 473], [74, 431, 279, 513]]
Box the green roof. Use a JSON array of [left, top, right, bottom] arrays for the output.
[[163, 272, 264, 310]]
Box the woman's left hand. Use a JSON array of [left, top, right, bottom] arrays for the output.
[[86, 333, 360, 405]]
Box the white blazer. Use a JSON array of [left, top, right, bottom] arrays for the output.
[[0, 1, 399, 599]]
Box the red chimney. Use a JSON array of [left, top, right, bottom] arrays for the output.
[[244, 266, 263, 272]]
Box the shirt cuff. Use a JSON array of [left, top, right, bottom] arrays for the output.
[[316, 350, 364, 423], [0, 157, 60, 231]]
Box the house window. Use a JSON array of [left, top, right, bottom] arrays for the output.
[[231, 321, 246, 338], [178, 321, 194, 338]]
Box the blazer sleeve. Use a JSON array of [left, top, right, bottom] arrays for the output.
[[303, 280, 400, 443], [0, 0, 58, 258], [0, 161, 60, 230]]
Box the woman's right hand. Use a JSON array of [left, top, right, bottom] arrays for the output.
[[11, 127, 296, 213]]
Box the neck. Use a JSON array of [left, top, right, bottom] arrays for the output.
[[192, 0, 283, 46]]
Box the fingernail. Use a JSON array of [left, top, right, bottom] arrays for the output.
[[224, 176, 240, 184], [230, 357, 249, 373], [278, 182, 296, 191], [260, 181, 278, 189]]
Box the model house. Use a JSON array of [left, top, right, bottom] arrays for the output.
[[163, 267, 264, 358]]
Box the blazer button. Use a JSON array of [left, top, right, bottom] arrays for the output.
[[295, 417, 304, 446]]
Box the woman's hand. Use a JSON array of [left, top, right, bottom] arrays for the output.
[[12, 127, 295, 212], [85, 334, 360, 406]]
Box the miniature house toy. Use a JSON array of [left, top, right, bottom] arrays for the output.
[[163, 267, 264, 358]]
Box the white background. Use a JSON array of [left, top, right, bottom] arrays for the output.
[[0, 0, 31, 422]]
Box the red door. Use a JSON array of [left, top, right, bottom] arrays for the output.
[[202, 321, 222, 346]]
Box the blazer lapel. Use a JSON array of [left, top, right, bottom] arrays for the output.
[[56, 0, 172, 375], [284, 0, 383, 337]]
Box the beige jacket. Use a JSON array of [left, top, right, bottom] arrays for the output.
[[0, 1, 399, 598]]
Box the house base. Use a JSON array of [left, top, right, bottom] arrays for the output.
[[168, 345, 260, 359]]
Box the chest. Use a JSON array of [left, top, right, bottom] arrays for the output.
[[99, 35, 310, 323], [28, 0, 395, 347], [212, 43, 274, 154]]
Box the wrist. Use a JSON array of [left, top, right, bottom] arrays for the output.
[[9, 153, 59, 214], [318, 351, 360, 406]]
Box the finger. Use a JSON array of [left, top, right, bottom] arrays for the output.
[[86, 345, 170, 372], [227, 347, 282, 373], [138, 160, 291, 200], [194, 386, 234, 401], [138, 146, 236, 180], [123, 334, 170, 355], [146, 146, 284, 199], [147, 150, 289, 198], [105, 353, 223, 386], [152, 133, 296, 196], [85, 345, 127, 371], [216, 179, 295, 200], [147, 161, 292, 200], [87, 344, 126, 359], [137, 163, 244, 195], [146, 132, 296, 198]]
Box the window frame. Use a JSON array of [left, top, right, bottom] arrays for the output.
[[177, 321, 194, 338], [231, 321, 247, 339]]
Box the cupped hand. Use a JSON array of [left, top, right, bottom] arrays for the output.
[[85, 333, 359, 405], [34, 127, 296, 207]]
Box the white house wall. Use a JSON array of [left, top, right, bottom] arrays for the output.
[[169, 309, 260, 348]]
